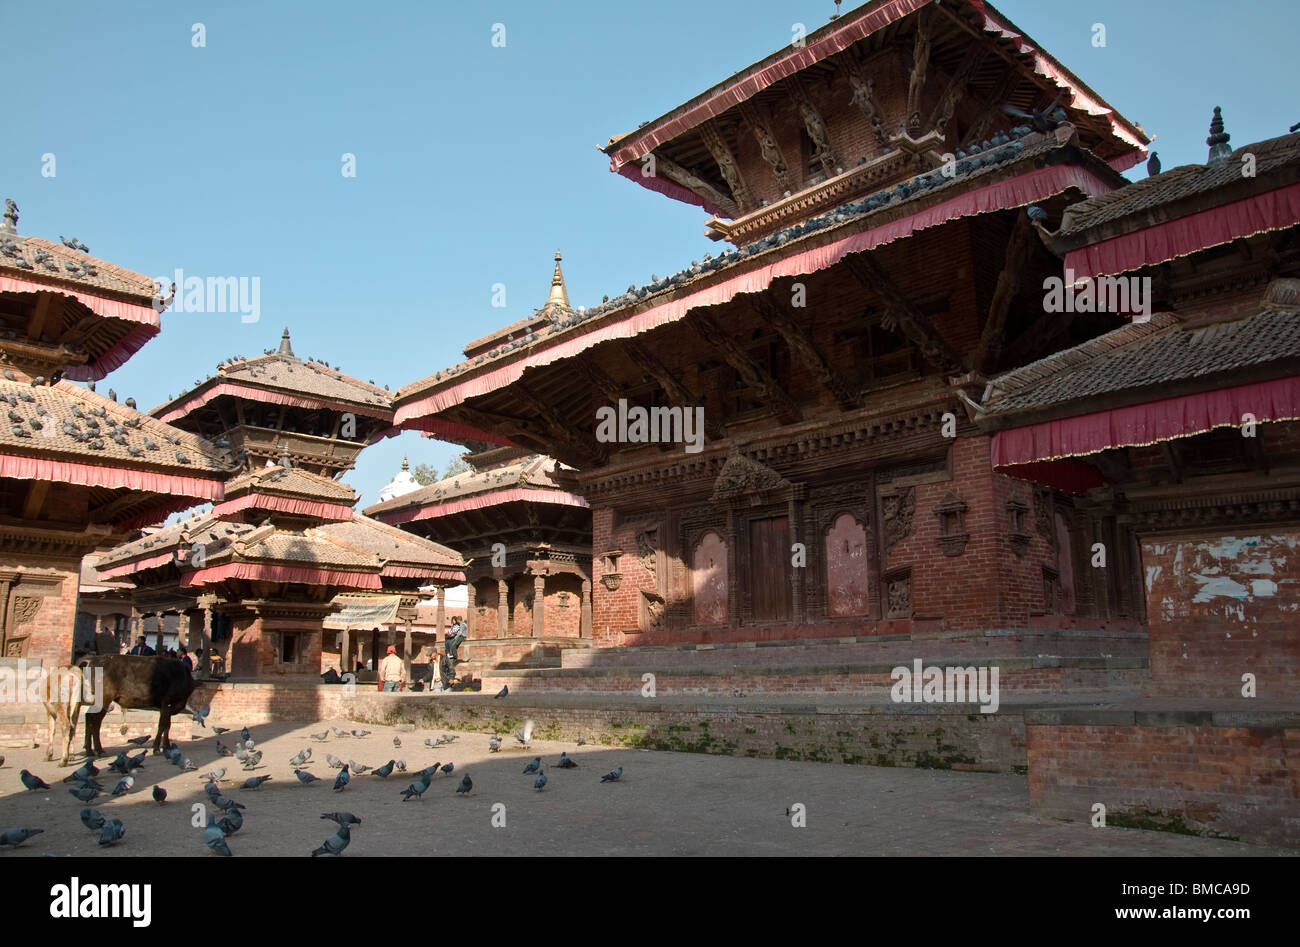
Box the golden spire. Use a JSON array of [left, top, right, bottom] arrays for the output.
[[401, 454, 409, 472], [544, 250, 570, 309]]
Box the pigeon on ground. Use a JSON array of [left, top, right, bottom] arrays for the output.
[[423, 737, 441, 748], [326, 754, 344, 770], [98, 819, 125, 846], [495, 685, 508, 699], [243, 740, 255, 751], [349, 729, 370, 738], [241, 751, 263, 770], [240, 727, 251, 744], [556, 752, 577, 769], [288, 748, 311, 767], [371, 760, 395, 779], [127, 752, 147, 771], [330, 727, 348, 738], [310, 730, 329, 742], [80, 809, 106, 831], [217, 808, 243, 836], [127, 735, 150, 746], [204, 814, 231, 855], [215, 741, 233, 757], [0, 827, 44, 848], [203, 780, 220, 799], [69, 784, 100, 802], [64, 762, 99, 783], [312, 822, 352, 857], [394, 760, 406, 773], [515, 720, 535, 746], [21, 770, 50, 791], [111, 775, 134, 796], [294, 769, 321, 785], [488, 736, 501, 753], [440, 762, 454, 776], [152, 785, 167, 804], [522, 757, 541, 775], [233, 746, 249, 763], [348, 760, 370, 775], [534, 771, 547, 791], [333, 765, 350, 792], [456, 774, 472, 795], [393, 737, 401, 748], [321, 812, 362, 826], [108, 753, 131, 775], [211, 792, 246, 812], [241, 775, 272, 790], [401, 772, 432, 801], [213, 727, 230, 736], [441, 734, 458, 744], [601, 767, 623, 783], [181, 758, 198, 772], [204, 768, 226, 782]]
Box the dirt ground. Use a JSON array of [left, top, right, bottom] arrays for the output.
[[0, 717, 1292, 857]]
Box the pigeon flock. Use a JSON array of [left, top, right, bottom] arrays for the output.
[[4, 714, 624, 857]]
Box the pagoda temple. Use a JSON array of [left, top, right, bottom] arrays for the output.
[[0, 199, 233, 668], [97, 331, 466, 680]]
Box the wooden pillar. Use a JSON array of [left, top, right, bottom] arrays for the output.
[[200, 607, 213, 677], [580, 578, 593, 639], [178, 612, 190, 649], [532, 572, 545, 638], [340, 626, 352, 674], [403, 617, 413, 679], [788, 494, 804, 626], [435, 586, 446, 642], [497, 578, 509, 638], [725, 509, 740, 628], [153, 613, 164, 654]]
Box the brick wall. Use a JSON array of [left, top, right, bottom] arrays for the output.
[[0, 553, 79, 667], [1027, 712, 1300, 847]]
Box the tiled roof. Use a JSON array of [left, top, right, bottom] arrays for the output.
[[317, 515, 465, 568], [0, 378, 232, 475], [1057, 133, 1300, 238], [223, 464, 358, 503], [981, 289, 1300, 418], [214, 531, 380, 569], [0, 234, 159, 300], [364, 455, 571, 516], [97, 511, 240, 568], [397, 128, 1084, 403]]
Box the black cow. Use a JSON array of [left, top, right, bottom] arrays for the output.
[[78, 655, 197, 756]]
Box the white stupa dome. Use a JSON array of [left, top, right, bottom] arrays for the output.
[[379, 455, 422, 503]]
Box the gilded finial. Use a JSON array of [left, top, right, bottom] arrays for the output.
[[401, 454, 409, 471], [1206, 106, 1232, 167], [545, 250, 570, 310]]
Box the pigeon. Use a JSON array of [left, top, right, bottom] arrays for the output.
[[127, 752, 147, 771], [577, 734, 587, 746], [392, 737, 401, 748], [98, 819, 126, 846], [394, 760, 406, 773], [108, 753, 131, 775], [217, 808, 243, 836], [192, 705, 210, 728], [321, 812, 362, 826], [288, 748, 311, 767], [330, 727, 348, 738], [203, 780, 221, 798], [233, 745, 249, 763], [0, 827, 44, 848], [204, 767, 226, 782], [1147, 151, 1161, 176], [80, 808, 105, 831], [495, 685, 508, 699], [204, 814, 231, 856], [456, 774, 472, 795], [152, 785, 167, 804], [601, 767, 623, 783], [241, 775, 272, 790], [522, 757, 541, 775], [1026, 204, 1048, 225], [372, 760, 395, 779], [515, 720, 535, 746], [64, 761, 99, 783], [419, 763, 441, 780], [69, 784, 101, 802], [400, 772, 432, 801], [312, 822, 352, 857], [111, 775, 134, 796], [295, 769, 321, 785], [213, 727, 231, 735], [556, 753, 577, 769], [181, 757, 198, 772], [333, 765, 350, 792], [349, 729, 370, 738], [310, 730, 329, 742], [348, 760, 370, 775], [244, 739, 256, 751], [326, 754, 344, 770], [126, 735, 150, 746], [488, 736, 502, 753], [241, 751, 263, 770], [211, 792, 246, 812], [440, 762, 454, 776], [240, 727, 251, 744]]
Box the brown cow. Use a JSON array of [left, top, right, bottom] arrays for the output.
[[78, 655, 197, 756]]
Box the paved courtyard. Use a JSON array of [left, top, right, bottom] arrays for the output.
[[0, 719, 1293, 857]]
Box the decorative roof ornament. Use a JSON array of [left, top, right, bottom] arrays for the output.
[[1206, 106, 1232, 167], [277, 327, 295, 358], [401, 454, 409, 471], [545, 251, 570, 310]]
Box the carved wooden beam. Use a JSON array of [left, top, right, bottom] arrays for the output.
[[840, 253, 962, 372], [21, 479, 51, 521], [789, 76, 840, 177], [698, 122, 753, 212], [927, 46, 987, 138], [905, 10, 934, 134], [1160, 441, 1184, 484], [974, 210, 1039, 372], [451, 403, 551, 456], [739, 101, 795, 194], [652, 152, 740, 218], [574, 358, 625, 407], [513, 382, 607, 467], [686, 311, 801, 423], [842, 58, 888, 148], [1088, 449, 1131, 483], [966, 65, 1021, 144], [748, 294, 860, 408], [623, 339, 724, 438]]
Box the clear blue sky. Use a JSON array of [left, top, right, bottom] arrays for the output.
[[3, 0, 1296, 508]]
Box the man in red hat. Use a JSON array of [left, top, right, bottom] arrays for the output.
[[379, 643, 407, 692]]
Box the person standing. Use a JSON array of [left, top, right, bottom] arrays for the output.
[[379, 645, 406, 692], [128, 636, 155, 656]]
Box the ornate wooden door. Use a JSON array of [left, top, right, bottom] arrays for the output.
[[748, 516, 791, 623]]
